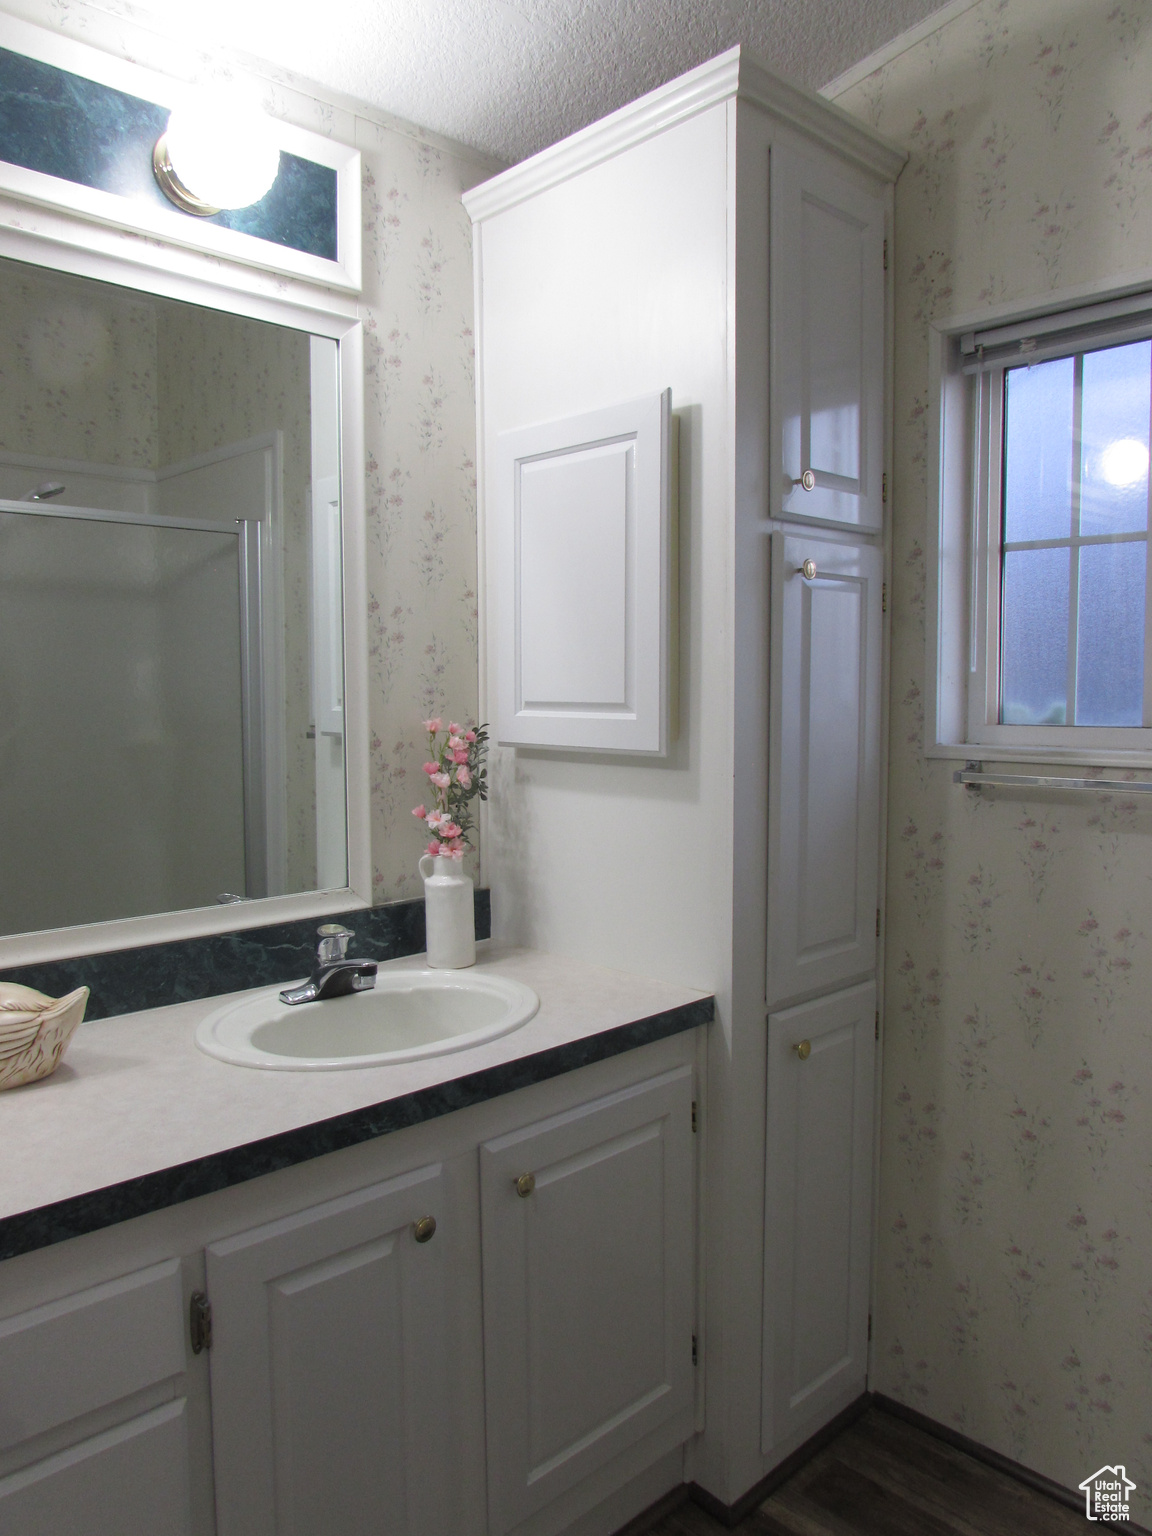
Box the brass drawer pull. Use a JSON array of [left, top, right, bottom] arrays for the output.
[[793, 1039, 811, 1061], [413, 1215, 437, 1243], [515, 1172, 536, 1198]]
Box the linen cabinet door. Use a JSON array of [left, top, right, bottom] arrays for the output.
[[206, 1163, 451, 1536], [762, 981, 875, 1454], [480, 1067, 695, 1536], [771, 141, 886, 531], [767, 531, 882, 1008]]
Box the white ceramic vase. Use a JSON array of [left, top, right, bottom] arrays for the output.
[[419, 854, 476, 968]]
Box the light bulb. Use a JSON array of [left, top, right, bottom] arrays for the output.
[[155, 93, 281, 215], [1099, 437, 1150, 488]]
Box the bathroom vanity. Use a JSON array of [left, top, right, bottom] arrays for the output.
[[0, 947, 711, 1536]]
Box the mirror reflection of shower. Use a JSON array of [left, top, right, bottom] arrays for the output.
[[0, 255, 347, 938]]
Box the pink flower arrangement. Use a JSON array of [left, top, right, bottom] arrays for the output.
[[411, 717, 488, 859]]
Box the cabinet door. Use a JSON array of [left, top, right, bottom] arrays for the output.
[[480, 1067, 695, 1535], [761, 982, 875, 1454], [767, 531, 882, 1007], [206, 1163, 450, 1536], [771, 143, 886, 530]]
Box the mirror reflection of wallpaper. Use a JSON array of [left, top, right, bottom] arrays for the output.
[[156, 305, 315, 891], [0, 258, 319, 929]]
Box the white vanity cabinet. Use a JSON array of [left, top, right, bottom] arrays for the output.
[[479, 1067, 695, 1536], [0, 1259, 198, 1536], [0, 1028, 700, 1536]]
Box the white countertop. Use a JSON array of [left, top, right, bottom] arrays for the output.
[[0, 944, 710, 1222]]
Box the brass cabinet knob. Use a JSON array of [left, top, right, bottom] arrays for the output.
[[800, 558, 818, 580], [515, 1172, 536, 1198], [793, 1039, 812, 1060], [413, 1215, 437, 1243], [799, 469, 817, 492]]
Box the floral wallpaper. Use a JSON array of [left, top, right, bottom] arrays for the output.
[[355, 120, 482, 901], [833, 0, 1152, 1516]]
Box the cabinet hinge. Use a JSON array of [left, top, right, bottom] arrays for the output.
[[190, 1291, 212, 1355], [868, 1313, 873, 1342], [883, 239, 888, 272], [875, 1010, 880, 1041], [882, 472, 888, 505], [691, 1100, 698, 1133], [876, 908, 881, 938], [882, 581, 887, 614], [692, 1334, 698, 1366]]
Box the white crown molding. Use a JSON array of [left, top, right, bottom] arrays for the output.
[[819, 0, 980, 100], [463, 45, 905, 224]]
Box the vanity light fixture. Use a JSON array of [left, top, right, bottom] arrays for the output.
[[153, 92, 281, 216]]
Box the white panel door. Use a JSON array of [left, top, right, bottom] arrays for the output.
[[206, 1163, 450, 1536], [0, 1400, 192, 1536], [772, 143, 886, 530], [762, 981, 875, 1454], [767, 531, 882, 1008], [480, 1067, 695, 1535], [492, 389, 674, 754]]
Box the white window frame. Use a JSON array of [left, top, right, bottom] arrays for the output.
[[927, 272, 1152, 766]]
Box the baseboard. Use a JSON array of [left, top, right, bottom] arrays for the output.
[[687, 1393, 872, 1528], [873, 1394, 1152, 1536]]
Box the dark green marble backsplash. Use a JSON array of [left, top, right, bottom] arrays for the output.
[[0, 891, 491, 1019]]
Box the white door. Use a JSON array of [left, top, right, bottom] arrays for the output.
[[771, 143, 886, 530], [767, 531, 882, 1008], [762, 981, 875, 1454], [480, 1067, 695, 1535], [206, 1163, 451, 1536]]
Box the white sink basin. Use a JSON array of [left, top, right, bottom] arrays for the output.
[[195, 970, 540, 1070]]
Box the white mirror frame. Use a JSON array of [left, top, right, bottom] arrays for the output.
[[0, 188, 371, 967]]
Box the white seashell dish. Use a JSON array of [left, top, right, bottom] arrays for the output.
[[0, 982, 89, 1091]]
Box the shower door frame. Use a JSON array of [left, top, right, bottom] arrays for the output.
[[0, 497, 275, 899]]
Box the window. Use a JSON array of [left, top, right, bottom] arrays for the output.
[[928, 286, 1152, 762]]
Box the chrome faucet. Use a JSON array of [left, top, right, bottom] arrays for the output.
[[279, 925, 378, 1006]]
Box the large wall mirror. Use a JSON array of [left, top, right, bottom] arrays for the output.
[[0, 253, 360, 942]]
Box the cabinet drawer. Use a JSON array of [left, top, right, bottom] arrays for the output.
[[0, 1259, 186, 1450], [0, 1399, 191, 1536]]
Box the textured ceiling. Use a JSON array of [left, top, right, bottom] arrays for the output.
[[130, 0, 950, 163]]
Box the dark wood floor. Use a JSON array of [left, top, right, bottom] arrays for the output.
[[650, 1408, 1089, 1536]]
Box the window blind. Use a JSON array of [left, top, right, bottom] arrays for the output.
[[959, 289, 1152, 372]]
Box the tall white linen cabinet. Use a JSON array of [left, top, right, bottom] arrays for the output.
[[466, 47, 904, 1525]]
